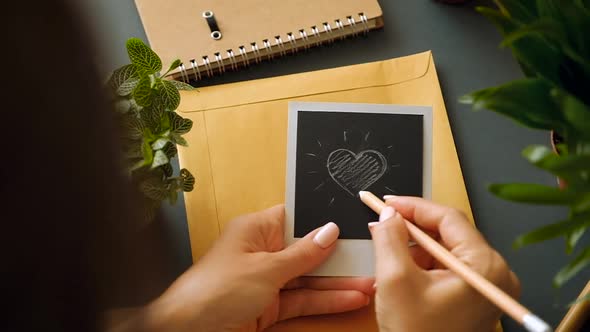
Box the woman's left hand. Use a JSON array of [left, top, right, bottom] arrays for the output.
[[144, 204, 374, 332]]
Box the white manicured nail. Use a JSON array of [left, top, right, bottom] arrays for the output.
[[368, 221, 379, 229], [383, 195, 397, 200], [313, 222, 339, 249]]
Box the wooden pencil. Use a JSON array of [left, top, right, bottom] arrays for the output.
[[556, 280, 590, 332], [358, 190, 552, 332]]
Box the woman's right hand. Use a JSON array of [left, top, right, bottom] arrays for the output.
[[369, 196, 521, 332]]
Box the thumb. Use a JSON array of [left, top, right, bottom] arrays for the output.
[[272, 222, 340, 283], [369, 206, 420, 286]]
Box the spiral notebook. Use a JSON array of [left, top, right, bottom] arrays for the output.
[[133, 0, 383, 82]]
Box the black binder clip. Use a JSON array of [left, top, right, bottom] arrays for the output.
[[203, 10, 222, 40]]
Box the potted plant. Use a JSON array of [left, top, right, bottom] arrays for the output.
[[460, 0, 590, 289], [107, 38, 196, 223]]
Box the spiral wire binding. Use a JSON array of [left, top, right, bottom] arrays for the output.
[[238, 46, 249, 66], [251, 42, 261, 64], [262, 39, 273, 60], [334, 19, 345, 40], [310, 26, 320, 47], [190, 59, 201, 80], [227, 49, 237, 70], [275, 36, 286, 56], [176, 12, 371, 83]]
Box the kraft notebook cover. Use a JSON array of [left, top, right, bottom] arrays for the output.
[[174, 50, 502, 331], [133, 0, 383, 82]]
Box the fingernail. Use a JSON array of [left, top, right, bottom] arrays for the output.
[[383, 195, 397, 200], [364, 295, 371, 305], [313, 222, 339, 249], [368, 221, 379, 229], [379, 206, 396, 222], [372, 282, 377, 290]]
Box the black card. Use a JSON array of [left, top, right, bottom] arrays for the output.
[[293, 110, 424, 239]]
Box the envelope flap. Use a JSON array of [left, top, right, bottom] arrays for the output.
[[178, 51, 433, 112]]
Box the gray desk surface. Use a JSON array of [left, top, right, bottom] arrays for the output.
[[82, 0, 590, 330]]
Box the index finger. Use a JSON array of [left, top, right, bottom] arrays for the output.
[[283, 277, 375, 295], [384, 196, 487, 251]]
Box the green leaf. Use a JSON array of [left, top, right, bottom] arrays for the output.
[[108, 64, 139, 92], [523, 145, 590, 174], [531, 1, 590, 84], [171, 113, 193, 134], [460, 79, 564, 131], [458, 89, 493, 104], [163, 59, 182, 77], [574, 0, 590, 12], [160, 110, 172, 132], [126, 38, 162, 74], [513, 211, 590, 249], [154, 80, 181, 111], [161, 163, 173, 177], [536, 0, 560, 17], [114, 99, 132, 113], [162, 142, 178, 159], [476, 7, 518, 35], [142, 199, 161, 224], [171, 133, 188, 146], [500, 19, 565, 48], [551, 90, 590, 138], [140, 177, 168, 201], [566, 226, 586, 254], [522, 145, 554, 162], [537, 0, 590, 59], [512, 36, 563, 86], [476, 6, 563, 85], [180, 168, 195, 192], [494, 0, 536, 23], [123, 115, 145, 140], [140, 139, 154, 166], [143, 127, 157, 141], [133, 76, 154, 107], [554, 246, 590, 288], [128, 98, 142, 113], [168, 189, 178, 205], [137, 196, 163, 225], [123, 143, 143, 160], [130, 159, 146, 172], [117, 77, 140, 96], [561, 46, 590, 77], [151, 150, 169, 169], [168, 80, 196, 91], [151, 138, 169, 150], [141, 105, 166, 132], [489, 183, 578, 205], [575, 194, 590, 214]]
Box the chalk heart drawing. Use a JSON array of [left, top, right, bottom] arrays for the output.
[[326, 149, 387, 196]]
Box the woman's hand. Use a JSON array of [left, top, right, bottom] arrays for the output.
[[370, 197, 521, 332], [144, 204, 374, 332]]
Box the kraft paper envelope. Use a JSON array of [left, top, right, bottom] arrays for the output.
[[177, 51, 501, 332]]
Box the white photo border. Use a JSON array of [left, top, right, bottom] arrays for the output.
[[285, 101, 433, 276]]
